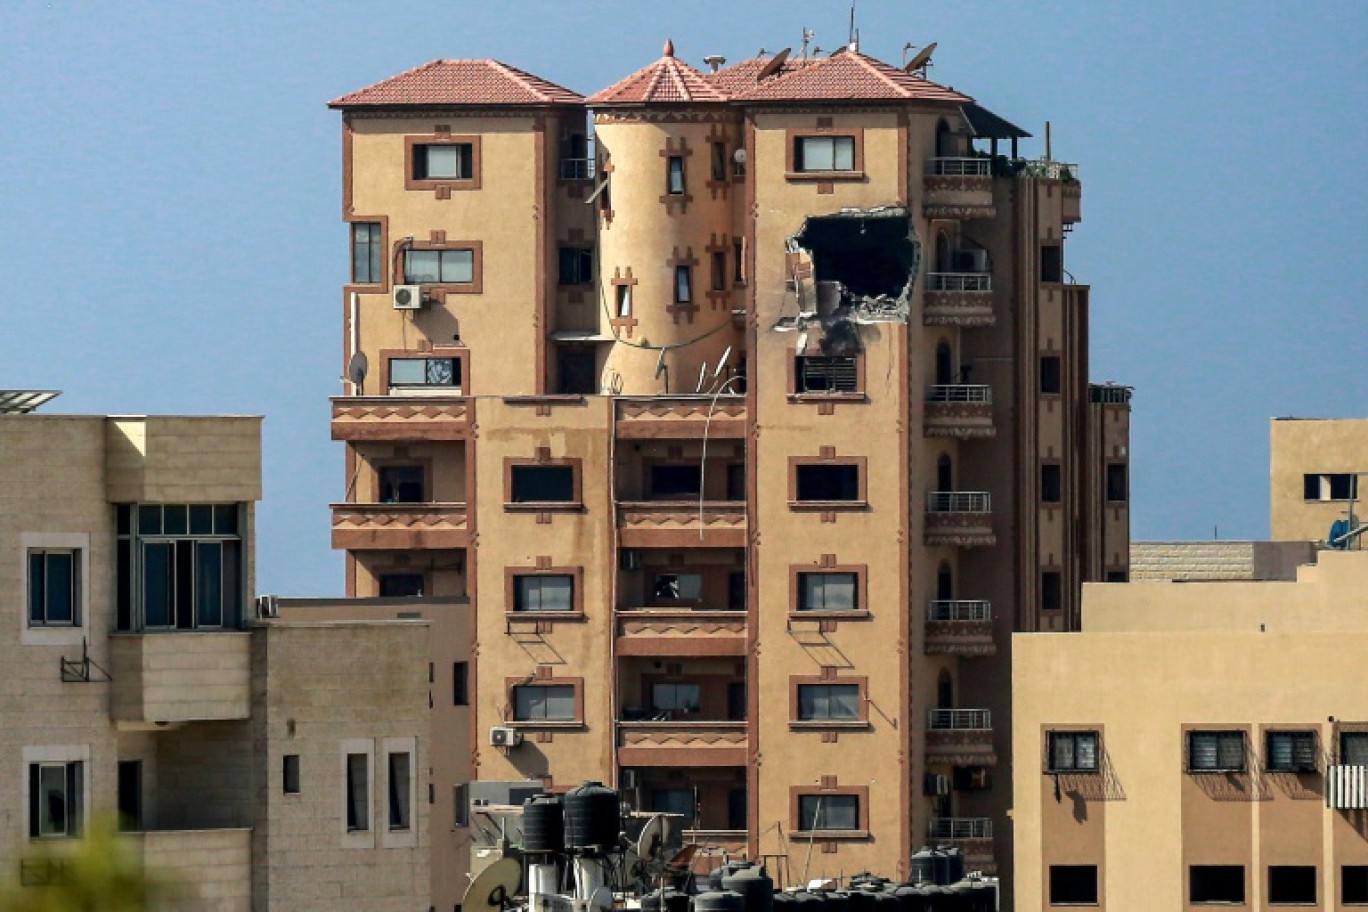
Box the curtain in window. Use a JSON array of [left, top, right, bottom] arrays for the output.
[[426, 145, 463, 179]]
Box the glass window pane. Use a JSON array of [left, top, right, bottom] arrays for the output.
[[800, 574, 823, 610], [1217, 733, 1244, 769], [190, 504, 214, 535], [1191, 733, 1216, 769], [163, 504, 188, 536], [824, 795, 858, 829], [405, 250, 440, 283], [213, 504, 238, 535], [46, 553, 74, 624], [833, 137, 856, 171], [1344, 733, 1368, 765], [426, 358, 456, 386], [29, 552, 44, 624], [798, 686, 820, 720], [426, 145, 460, 179], [675, 266, 691, 302], [829, 685, 859, 719], [138, 505, 162, 535], [824, 574, 856, 610], [442, 249, 474, 284], [515, 687, 542, 720], [39, 765, 68, 836], [1270, 733, 1293, 770], [1076, 733, 1097, 770], [388, 753, 411, 830], [143, 543, 174, 628], [802, 137, 834, 171], [545, 686, 575, 720], [538, 576, 573, 611], [196, 542, 223, 627], [390, 359, 426, 385]]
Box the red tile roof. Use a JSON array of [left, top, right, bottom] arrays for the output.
[[706, 55, 815, 96], [329, 59, 584, 108], [586, 40, 729, 105], [727, 51, 972, 105]]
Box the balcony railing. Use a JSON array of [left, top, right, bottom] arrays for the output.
[[559, 158, 596, 180], [927, 492, 991, 513], [929, 709, 992, 730], [929, 818, 993, 840], [927, 384, 991, 404], [926, 157, 991, 177], [927, 600, 992, 622], [926, 273, 992, 293], [1017, 159, 1080, 181], [1089, 384, 1133, 405]]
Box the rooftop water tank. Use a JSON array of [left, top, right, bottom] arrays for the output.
[[563, 781, 620, 852]]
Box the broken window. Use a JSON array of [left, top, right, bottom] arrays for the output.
[[674, 266, 693, 304], [795, 464, 861, 502], [558, 247, 593, 285], [796, 356, 859, 393], [666, 156, 685, 194], [790, 210, 917, 307], [794, 136, 855, 172]]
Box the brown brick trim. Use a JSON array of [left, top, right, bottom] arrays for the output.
[[405, 134, 483, 194]]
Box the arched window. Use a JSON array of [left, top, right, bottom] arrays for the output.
[[937, 454, 953, 491], [937, 563, 954, 601]]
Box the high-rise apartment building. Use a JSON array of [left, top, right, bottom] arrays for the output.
[[328, 40, 1130, 900]]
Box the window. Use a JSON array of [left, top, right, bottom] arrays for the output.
[[404, 248, 474, 285], [1049, 865, 1098, 905], [728, 571, 746, 610], [1268, 866, 1316, 905], [283, 755, 300, 794], [797, 793, 859, 831], [559, 247, 593, 286], [711, 142, 728, 181], [387, 752, 412, 830], [1047, 731, 1100, 772], [453, 662, 469, 706], [615, 283, 633, 317], [650, 683, 701, 714], [733, 238, 745, 284], [117, 760, 142, 831], [666, 156, 685, 194], [726, 463, 746, 501], [1266, 730, 1317, 772], [509, 464, 577, 504], [1304, 473, 1359, 501], [1344, 866, 1368, 904], [1190, 866, 1245, 904], [1341, 732, 1368, 765], [797, 572, 858, 612], [674, 266, 693, 304], [650, 788, 695, 820], [1106, 464, 1128, 503], [796, 356, 859, 394], [1105, 570, 1128, 583], [345, 753, 369, 831], [711, 250, 727, 291], [1188, 730, 1246, 772], [728, 788, 747, 830], [351, 222, 382, 284], [557, 347, 597, 395], [453, 784, 470, 828], [797, 684, 861, 722], [115, 504, 242, 631], [1040, 244, 1063, 283], [1040, 355, 1062, 394], [513, 684, 576, 722], [28, 549, 79, 627], [513, 574, 574, 612], [378, 574, 423, 597], [652, 573, 702, 603], [389, 356, 460, 390], [378, 466, 424, 503], [413, 142, 473, 180], [29, 762, 83, 838], [794, 136, 856, 172], [1041, 464, 1062, 503], [795, 463, 861, 502], [649, 465, 701, 499], [1041, 571, 1063, 611]]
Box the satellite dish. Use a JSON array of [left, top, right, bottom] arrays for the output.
[[347, 351, 368, 391], [462, 858, 522, 912], [713, 346, 732, 378], [636, 814, 667, 862], [757, 47, 791, 81], [829, 45, 848, 56], [903, 42, 937, 73], [732, 148, 747, 164], [654, 348, 667, 380]]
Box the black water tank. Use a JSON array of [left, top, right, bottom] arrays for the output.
[[523, 794, 564, 854], [721, 864, 773, 912], [908, 849, 936, 885], [693, 890, 745, 912], [820, 890, 849, 912], [889, 884, 926, 912], [645, 888, 691, 912], [865, 886, 897, 912], [771, 891, 796, 912], [563, 781, 620, 851], [844, 889, 872, 912], [935, 848, 964, 887]]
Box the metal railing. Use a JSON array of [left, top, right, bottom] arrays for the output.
[[927, 384, 992, 404], [928, 709, 992, 730], [559, 158, 597, 180], [928, 818, 993, 839], [926, 491, 992, 513], [926, 273, 992, 293], [1328, 765, 1368, 810], [926, 157, 992, 177], [1089, 384, 1133, 405], [1017, 159, 1080, 181], [927, 599, 992, 622]]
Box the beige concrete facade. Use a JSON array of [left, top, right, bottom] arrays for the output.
[[330, 44, 1128, 901], [1, 411, 429, 911], [1271, 418, 1367, 544]]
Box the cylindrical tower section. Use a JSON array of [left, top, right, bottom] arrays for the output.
[[588, 41, 744, 395]]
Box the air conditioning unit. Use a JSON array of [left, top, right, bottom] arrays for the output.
[[490, 726, 524, 748], [923, 774, 950, 796], [619, 549, 641, 571], [393, 284, 425, 311]]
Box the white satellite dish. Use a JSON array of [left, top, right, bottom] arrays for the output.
[[696, 362, 709, 393], [714, 346, 732, 378], [462, 858, 521, 912], [636, 813, 667, 862]]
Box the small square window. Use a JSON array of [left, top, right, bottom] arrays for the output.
[[283, 755, 300, 794], [796, 684, 861, 722], [1190, 865, 1245, 904], [413, 143, 473, 181], [28, 550, 80, 627], [1188, 730, 1246, 772], [1268, 865, 1316, 905], [795, 464, 861, 502], [1266, 730, 1317, 772], [797, 572, 858, 612], [509, 465, 577, 503], [513, 575, 574, 612], [797, 793, 859, 830], [796, 356, 859, 394], [513, 684, 576, 721], [1049, 865, 1098, 905], [794, 136, 856, 172], [559, 248, 593, 286], [1047, 731, 1100, 772]]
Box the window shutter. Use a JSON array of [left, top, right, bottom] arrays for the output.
[[1191, 733, 1217, 769]]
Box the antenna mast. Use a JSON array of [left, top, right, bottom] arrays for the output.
[[848, 1, 858, 52]]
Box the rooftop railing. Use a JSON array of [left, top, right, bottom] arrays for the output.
[[926, 157, 992, 177], [928, 709, 992, 730], [926, 273, 992, 293], [927, 384, 992, 404], [927, 491, 992, 513], [927, 599, 992, 622]]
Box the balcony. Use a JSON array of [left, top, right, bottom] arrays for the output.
[[923, 274, 994, 327], [330, 502, 469, 550], [616, 720, 748, 767], [616, 609, 747, 657], [124, 828, 251, 910], [923, 158, 995, 219], [109, 633, 251, 724], [559, 158, 597, 181], [925, 385, 994, 439], [925, 492, 995, 547], [927, 818, 995, 872], [330, 396, 470, 442], [615, 396, 747, 440], [617, 502, 747, 548], [927, 709, 997, 765], [925, 600, 995, 656]]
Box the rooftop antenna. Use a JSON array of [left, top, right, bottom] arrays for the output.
[[800, 28, 815, 59], [903, 42, 937, 74], [848, 0, 858, 51]]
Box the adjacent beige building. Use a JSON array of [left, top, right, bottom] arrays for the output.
[[1271, 417, 1366, 544], [0, 399, 429, 911], [327, 40, 1129, 901]]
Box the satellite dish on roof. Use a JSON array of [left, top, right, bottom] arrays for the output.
[[636, 813, 668, 862], [758, 48, 791, 81], [904, 42, 937, 73], [347, 351, 368, 393], [462, 858, 521, 912]]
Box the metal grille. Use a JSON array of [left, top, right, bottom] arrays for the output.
[[927, 599, 992, 621], [927, 384, 992, 403], [1328, 765, 1368, 809], [798, 356, 859, 393], [928, 817, 992, 839], [928, 709, 991, 730], [927, 492, 992, 513]]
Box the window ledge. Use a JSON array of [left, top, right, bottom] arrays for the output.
[[507, 721, 586, 730], [785, 171, 866, 182], [1044, 768, 1100, 775], [506, 611, 587, 622], [788, 611, 870, 621], [1187, 768, 1248, 775], [504, 502, 585, 513], [788, 829, 871, 840], [788, 393, 868, 403], [788, 500, 869, 511], [789, 721, 872, 731]]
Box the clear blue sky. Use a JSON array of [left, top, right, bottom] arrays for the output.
[[3, 1, 1364, 594]]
